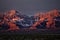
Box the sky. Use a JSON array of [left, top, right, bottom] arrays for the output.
[[0, 0, 60, 15]]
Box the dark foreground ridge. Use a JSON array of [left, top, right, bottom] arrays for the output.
[[0, 29, 60, 34], [0, 29, 60, 40]]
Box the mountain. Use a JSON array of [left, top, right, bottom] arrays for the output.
[[0, 9, 60, 31]]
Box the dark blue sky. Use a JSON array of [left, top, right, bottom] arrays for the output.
[[0, 0, 60, 15]]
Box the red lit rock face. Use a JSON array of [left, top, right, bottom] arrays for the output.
[[8, 22, 20, 31], [31, 9, 60, 29], [0, 9, 60, 31]]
